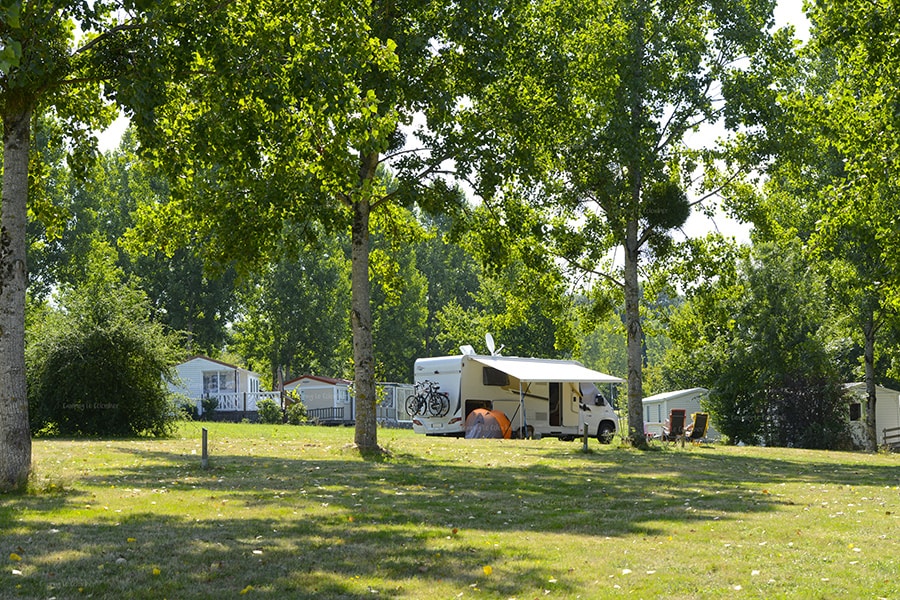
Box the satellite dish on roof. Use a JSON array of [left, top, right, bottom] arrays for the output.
[[485, 333, 504, 356], [460, 345, 476, 356]]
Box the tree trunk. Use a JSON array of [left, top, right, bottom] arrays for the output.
[[622, 0, 647, 449], [0, 109, 32, 491], [350, 153, 379, 452], [624, 214, 646, 448], [863, 314, 877, 452]]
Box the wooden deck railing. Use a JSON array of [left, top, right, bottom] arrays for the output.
[[883, 426, 900, 450], [307, 407, 345, 423]]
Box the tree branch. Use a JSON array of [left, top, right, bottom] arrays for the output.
[[74, 22, 146, 56]]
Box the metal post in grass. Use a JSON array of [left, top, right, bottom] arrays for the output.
[[582, 424, 589, 452], [201, 427, 209, 469]]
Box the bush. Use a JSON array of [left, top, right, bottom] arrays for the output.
[[286, 402, 307, 425], [174, 395, 198, 420], [27, 242, 181, 437], [201, 396, 219, 418], [763, 374, 851, 450], [257, 398, 283, 424]]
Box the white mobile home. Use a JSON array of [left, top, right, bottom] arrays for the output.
[[845, 382, 900, 447], [284, 375, 353, 424], [411, 354, 622, 442], [642, 388, 717, 439], [169, 355, 274, 418]]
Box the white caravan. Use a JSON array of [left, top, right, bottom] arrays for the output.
[[410, 353, 623, 442]]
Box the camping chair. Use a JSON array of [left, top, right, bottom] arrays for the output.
[[661, 409, 687, 446], [684, 412, 710, 445]]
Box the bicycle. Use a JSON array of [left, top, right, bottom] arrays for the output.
[[405, 380, 450, 417]]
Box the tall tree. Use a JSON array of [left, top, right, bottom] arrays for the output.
[[28, 128, 238, 353], [501, 0, 789, 447], [664, 241, 849, 448], [0, 1, 137, 490], [746, 2, 900, 450], [414, 211, 480, 357], [125, 0, 511, 451], [230, 232, 350, 387]]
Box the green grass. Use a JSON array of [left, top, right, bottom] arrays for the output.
[[2, 422, 899, 599]]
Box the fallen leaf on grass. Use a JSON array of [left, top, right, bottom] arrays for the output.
[[240, 584, 254, 594], [483, 565, 492, 576], [9, 553, 22, 562], [152, 568, 161, 576]]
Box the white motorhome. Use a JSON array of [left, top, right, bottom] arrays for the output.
[[410, 353, 623, 442]]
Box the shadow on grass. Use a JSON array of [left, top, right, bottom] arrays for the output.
[[2, 436, 898, 598]]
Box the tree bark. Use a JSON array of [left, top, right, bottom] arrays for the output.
[[623, 0, 648, 449], [350, 153, 379, 452], [0, 108, 32, 490], [863, 314, 877, 452], [624, 206, 647, 448]]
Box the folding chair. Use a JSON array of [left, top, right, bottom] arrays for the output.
[[661, 409, 687, 447], [685, 412, 710, 445]]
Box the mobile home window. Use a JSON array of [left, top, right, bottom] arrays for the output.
[[338, 388, 351, 404], [482, 367, 509, 386], [203, 371, 235, 395], [849, 402, 861, 421]]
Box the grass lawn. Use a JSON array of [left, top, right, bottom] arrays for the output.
[[2, 422, 899, 599]]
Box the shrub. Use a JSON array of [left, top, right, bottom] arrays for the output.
[[27, 242, 181, 437], [201, 396, 219, 418], [257, 398, 283, 424], [175, 395, 198, 420], [286, 402, 307, 425]]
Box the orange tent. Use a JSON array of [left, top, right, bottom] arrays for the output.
[[464, 408, 512, 439]]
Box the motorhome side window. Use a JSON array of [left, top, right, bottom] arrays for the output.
[[483, 367, 509, 386]]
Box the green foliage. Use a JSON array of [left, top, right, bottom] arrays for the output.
[[286, 401, 307, 425], [415, 211, 481, 357], [26, 241, 181, 437], [28, 128, 239, 354], [665, 241, 849, 449], [371, 236, 428, 382], [256, 398, 283, 424], [200, 396, 219, 417], [229, 231, 350, 385], [173, 395, 198, 420], [642, 180, 690, 231], [764, 375, 851, 450]]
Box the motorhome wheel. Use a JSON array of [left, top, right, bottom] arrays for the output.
[[597, 423, 615, 444]]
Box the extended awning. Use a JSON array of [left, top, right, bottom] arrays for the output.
[[469, 356, 623, 384]]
